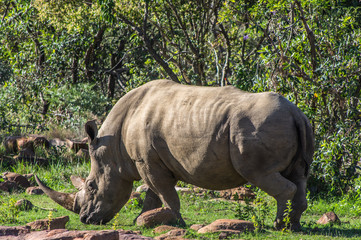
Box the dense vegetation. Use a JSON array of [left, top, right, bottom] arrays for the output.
[[0, 0, 360, 203]]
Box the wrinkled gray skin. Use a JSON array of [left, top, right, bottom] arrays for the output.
[[36, 79, 314, 230]]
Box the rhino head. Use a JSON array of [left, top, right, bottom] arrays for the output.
[[36, 120, 134, 224]]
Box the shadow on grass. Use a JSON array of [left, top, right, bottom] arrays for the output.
[[300, 226, 361, 238]]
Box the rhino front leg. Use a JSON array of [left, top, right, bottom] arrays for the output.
[[141, 188, 163, 213], [145, 180, 186, 226], [135, 160, 186, 226], [134, 188, 162, 223]]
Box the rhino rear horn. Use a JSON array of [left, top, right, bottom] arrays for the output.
[[35, 175, 79, 214], [70, 175, 85, 190]]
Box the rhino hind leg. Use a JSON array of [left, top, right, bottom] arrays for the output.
[[286, 162, 308, 231], [241, 172, 298, 230]]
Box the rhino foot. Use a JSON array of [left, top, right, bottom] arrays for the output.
[[274, 220, 302, 231]]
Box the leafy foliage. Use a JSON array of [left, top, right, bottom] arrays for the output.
[[0, 0, 360, 197]]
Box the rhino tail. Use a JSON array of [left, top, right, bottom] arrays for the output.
[[294, 109, 315, 177]]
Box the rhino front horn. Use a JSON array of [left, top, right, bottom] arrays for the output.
[[35, 175, 79, 214]]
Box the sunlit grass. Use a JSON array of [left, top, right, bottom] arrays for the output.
[[1, 156, 361, 239]]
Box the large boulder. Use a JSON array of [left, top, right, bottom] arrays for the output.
[[136, 208, 177, 228], [0, 226, 30, 237], [154, 228, 186, 240], [26, 216, 69, 230], [0, 228, 154, 240], [3, 172, 30, 188], [197, 219, 254, 234], [0, 180, 22, 192]]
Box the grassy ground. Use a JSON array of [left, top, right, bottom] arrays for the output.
[[1, 157, 361, 239]]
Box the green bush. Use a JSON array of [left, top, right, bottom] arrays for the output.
[[309, 123, 361, 196]]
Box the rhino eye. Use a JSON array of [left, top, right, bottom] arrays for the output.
[[86, 180, 97, 193]]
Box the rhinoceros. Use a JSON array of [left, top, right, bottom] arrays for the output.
[[36, 79, 314, 230]]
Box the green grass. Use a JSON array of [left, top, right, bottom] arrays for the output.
[[1, 159, 361, 239]]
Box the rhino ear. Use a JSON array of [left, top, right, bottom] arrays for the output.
[[85, 120, 98, 142]]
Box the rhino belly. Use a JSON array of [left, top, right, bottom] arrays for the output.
[[153, 134, 247, 190]]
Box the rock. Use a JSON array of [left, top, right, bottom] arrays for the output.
[[83, 230, 119, 240], [174, 187, 192, 195], [218, 230, 242, 239], [317, 211, 341, 225], [49, 138, 67, 148], [154, 229, 186, 240], [0, 226, 30, 236], [0, 228, 153, 240], [218, 186, 255, 200], [153, 225, 182, 234], [0, 180, 22, 192], [76, 149, 90, 159], [23, 173, 34, 180], [3, 172, 30, 188], [26, 215, 69, 230], [3, 136, 23, 154], [15, 199, 34, 211], [129, 192, 143, 205], [136, 207, 177, 228], [136, 184, 149, 193], [28, 135, 50, 148], [26, 186, 44, 195], [66, 139, 88, 152], [197, 219, 254, 234], [189, 224, 204, 231]]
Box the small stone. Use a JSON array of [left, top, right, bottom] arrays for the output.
[[26, 216, 69, 230], [15, 199, 34, 211], [189, 224, 204, 231], [49, 138, 67, 148], [136, 184, 149, 193], [26, 186, 44, 195], [76, 148, 90, 159], [218, 186, 255, 200], [136, 207, 177, 228], [129, 192, 143, 205], [66, 139, 88, 152], [317, 211, 341, 225], [175, 187, 192, 195]]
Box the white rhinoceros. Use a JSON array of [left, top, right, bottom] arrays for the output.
[[36, 79, 314, 230]]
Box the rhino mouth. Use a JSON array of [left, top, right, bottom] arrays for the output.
[[79, 204, 114, 225]]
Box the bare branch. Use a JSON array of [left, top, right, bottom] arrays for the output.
[[294, 0, 317, 71]]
